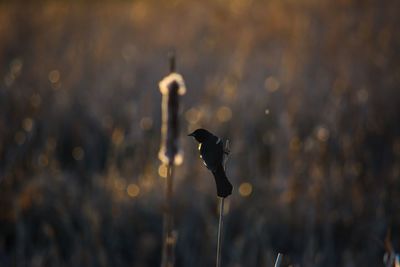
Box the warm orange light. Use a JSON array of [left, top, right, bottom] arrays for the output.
[[264, 76, 280, 92], [316, 126, 329, 142], [158, 164, 168, 178], [185, 108, 201, 124], [239, 182, 253, 197], [22, 118, 33, 132], [112, 128, 125, 145], [48, 70, 60, 83], [127, 183, 140, 197], [217, 106, 232, 122]]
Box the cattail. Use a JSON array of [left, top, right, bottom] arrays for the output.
[[158, 72, 186, 166], [159, 53, 185, 267]]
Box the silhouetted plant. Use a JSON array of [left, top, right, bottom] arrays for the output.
[[158, 53, 186, 267]]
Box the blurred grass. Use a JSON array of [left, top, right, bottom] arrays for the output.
[[0, 0, 400, 266]]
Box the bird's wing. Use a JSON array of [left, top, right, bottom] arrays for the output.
[[200, 140, 224, 172]]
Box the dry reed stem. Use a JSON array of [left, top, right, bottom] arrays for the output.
[[161, 163, 175, 267], [160, 53, 182, 267]]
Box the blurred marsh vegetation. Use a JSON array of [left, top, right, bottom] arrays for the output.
[[1, 1, 400, 266]]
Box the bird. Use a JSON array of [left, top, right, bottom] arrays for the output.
[[188, 128, 233, 198]]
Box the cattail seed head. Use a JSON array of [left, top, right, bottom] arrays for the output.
[[158, 73, 186, 165]]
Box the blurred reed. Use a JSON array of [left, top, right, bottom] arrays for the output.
[[158, 53, 186, 267]]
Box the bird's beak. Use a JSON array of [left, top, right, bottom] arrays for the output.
[[188, 133, 193, 137]]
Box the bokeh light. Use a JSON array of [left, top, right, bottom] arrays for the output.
[[127, 183, 140, 197], [0, 1, 399, 266], [238, 182, 253, 197]]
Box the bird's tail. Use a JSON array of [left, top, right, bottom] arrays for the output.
[[212, 165, 233, 198]]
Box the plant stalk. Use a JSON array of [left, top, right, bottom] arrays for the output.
[[161, 163, 175, 267], [216, 139, 230, 267], [274, 253, 283, 267], [216, 197, 225, 267]]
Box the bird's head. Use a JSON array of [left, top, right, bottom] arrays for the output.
[[188, 128, 213, 143]]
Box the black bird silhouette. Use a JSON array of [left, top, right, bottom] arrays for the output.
[[188, 129, 233, 198]]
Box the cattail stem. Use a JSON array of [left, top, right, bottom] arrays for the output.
[[159, 52, 185, 267], [274, 253, 283, 267], [161, 163, 175, 267], [169, 51, 176, 73], [216, 197, 225, 267]]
